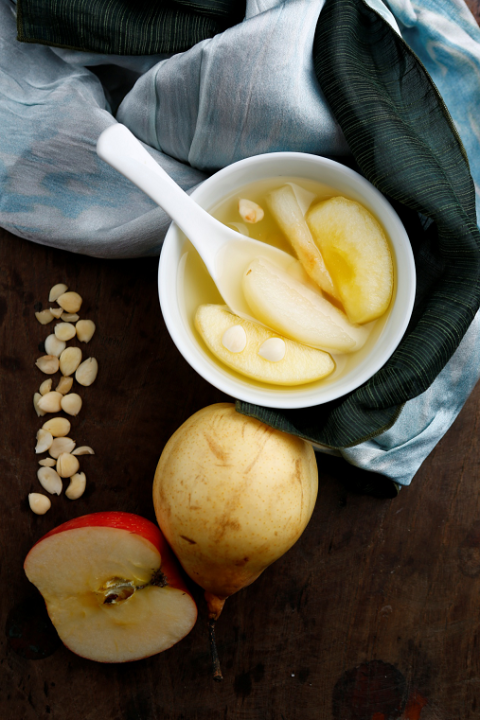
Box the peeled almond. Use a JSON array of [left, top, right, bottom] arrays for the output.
[[33, 392, 46, 417], [37, 466, 63, 495], [61, 393, 82, 417], [65, 472, 86, 500], [75, 358, 98, 386], [28, 493, 51, 515], [57, 292, 82, 313], [238, 198, 264, 224], [54, 322, 76, 342], [45, 333, 66, 357], [59, 347, 82, 376], [72, 446, 94, 456], [56, 453, 80, 479], [49, 306, 64, 319], [39, 458, 57, 467], [49, 437, 76, 459], [36, 355, 60, 375], [37, 391, 63, 414], [35, 429, 53, 454], [56, 376, 74, 394], [42, 417, 71, 438], [39, 378, 53, 396], [35, 309, 54, 325], [76, 320, 96, 343], [49, 283, 68, 302]]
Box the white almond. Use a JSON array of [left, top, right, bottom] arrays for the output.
[[42, 417, 71, 438], [65, 472, 86, 500], [45, 333, 66, 357], [35, 309, 54, 325], [28, 493, 51, 515], [49, 306, 64, 318], [55, 376, 74, 394], [37, 466, 63, 495], [258, 337, 286, 362], [54, 322, 76, 342], [37, 391, 63, 414], [56, 453, 80, 478], [49, 436, 76, 459], [35, 428, 53, 454], [57, 292, 82, 313], [49, 283, 68, 302], [39, 378, 52, 396], [222, 325, 247, 353], [76, 319, 96, 343], [61, 313, 80, 322], [76, 357, 98, 386], [59, 346, 82, 376], [239, 198, 264, 224], [39, 458, 56, 467], [72, 446, 95, 456], [33, 392, 46, 417], [61, 393, 82, 416], [35, 355, 60, 375]]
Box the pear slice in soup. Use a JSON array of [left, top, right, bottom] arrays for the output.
[[266, 184, 340, 300], [242, 257, 369, 354], [306, 196, 394, 325], [195, 304, 335, 386]]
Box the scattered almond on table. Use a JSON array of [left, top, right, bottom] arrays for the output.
[[29, 282, 97, 514]]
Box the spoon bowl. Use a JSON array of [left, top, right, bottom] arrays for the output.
[[96, 124, 297, 320]]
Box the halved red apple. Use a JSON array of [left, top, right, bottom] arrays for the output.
[[24, 511, 197, 663]]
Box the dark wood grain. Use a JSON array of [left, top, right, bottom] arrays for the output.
[[2, 5, 480, 717]]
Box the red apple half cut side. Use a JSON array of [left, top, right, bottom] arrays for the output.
[[24, 512, 197, 663]]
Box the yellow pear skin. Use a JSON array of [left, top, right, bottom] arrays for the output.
[[153, 403, 318, 619]]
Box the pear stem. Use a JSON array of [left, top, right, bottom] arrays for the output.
[[208, 618, 223, 682]]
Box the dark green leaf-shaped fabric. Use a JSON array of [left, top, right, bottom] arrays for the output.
[[16, 0, 245, 55], [238, 0, 480, 449]]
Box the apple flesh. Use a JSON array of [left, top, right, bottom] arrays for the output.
[[24, 512, 197, 663]]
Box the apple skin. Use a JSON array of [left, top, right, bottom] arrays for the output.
[[24, 512, 198, 663], [26, 511, 189, 596]]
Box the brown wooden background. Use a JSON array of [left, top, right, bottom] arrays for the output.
[[1, 4, 480, 718]]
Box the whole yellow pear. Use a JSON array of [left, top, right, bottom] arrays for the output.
[[152, 403, 318, 620]]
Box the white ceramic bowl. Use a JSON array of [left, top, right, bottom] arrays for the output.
[[159, 152, 416, 409]]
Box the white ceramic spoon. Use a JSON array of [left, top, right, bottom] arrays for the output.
[[96, 124, 300, 320]]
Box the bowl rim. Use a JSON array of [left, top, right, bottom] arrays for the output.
[[158, 151, 416, 409]]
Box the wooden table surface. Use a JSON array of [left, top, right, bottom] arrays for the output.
[[2, 5, 480, 719]]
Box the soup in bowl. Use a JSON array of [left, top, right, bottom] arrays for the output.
[[158, 152, 416, 409]]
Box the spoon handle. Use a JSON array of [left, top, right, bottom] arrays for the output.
[[96, 124, 226, 276]]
